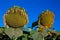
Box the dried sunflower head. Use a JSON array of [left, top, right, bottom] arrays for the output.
[[4, 6, 28, 28], [38, 10, 55, 29]]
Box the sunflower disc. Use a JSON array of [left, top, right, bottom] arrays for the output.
[[4, 6, 28, 28], [38, 10, 54, 28]]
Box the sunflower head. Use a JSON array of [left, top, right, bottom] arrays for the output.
[[4, 6, 28, 28], [38, 10, 55, 29]]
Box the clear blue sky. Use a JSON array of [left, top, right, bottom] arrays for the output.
[[0, 0, 60, 31]]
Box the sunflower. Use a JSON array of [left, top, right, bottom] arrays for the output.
[[4, 6, 28, 28], [38, 10, 54, 29]]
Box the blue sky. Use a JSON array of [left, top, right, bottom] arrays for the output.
[[0, 0, 60, 31]]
